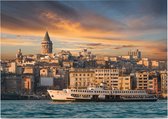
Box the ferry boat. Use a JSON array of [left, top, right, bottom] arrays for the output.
[[47, 85, 158, 102]]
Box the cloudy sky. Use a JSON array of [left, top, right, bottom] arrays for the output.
[[1, 0, 167, 60]]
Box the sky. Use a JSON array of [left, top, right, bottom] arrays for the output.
[[1, 0, 167, 60]]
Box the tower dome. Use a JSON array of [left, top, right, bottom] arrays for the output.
[[41, 31, 53, 54]]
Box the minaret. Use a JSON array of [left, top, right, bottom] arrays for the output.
[[41, 31, 53, 54]]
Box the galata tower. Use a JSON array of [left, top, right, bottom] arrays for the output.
[[41, 31, 53, 54]]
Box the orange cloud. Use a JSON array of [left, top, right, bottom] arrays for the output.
[[1, 37, 39, 46]]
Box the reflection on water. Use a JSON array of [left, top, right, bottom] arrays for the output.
[[49, 101, 73, 105]]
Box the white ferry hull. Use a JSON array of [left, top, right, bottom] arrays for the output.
[[47, 90, 75, 101], [47, 89, 157, 102]]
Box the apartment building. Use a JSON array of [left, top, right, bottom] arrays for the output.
[[69, 69, 95, 89], [147, 77, 158, 94], [118, 76, 131, 90], [160, 70, 167, 98], [94, 68, 119, 90], [136, 71, 149, 90]]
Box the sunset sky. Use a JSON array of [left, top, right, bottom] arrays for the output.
[[1, 0, 167, 60]]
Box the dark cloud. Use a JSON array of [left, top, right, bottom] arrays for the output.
[[114, 45, 137, 50], [1, 1, 79, 31], [77, 43, 111, 50], [1, 0, 166, 35], [102, 0, 166, 17], [159, 47, 167, 53], [83, 36, 122, 41], [79, 12, 126, 32], [86, 43, 102, 46]]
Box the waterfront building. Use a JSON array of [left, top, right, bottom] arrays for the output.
[[3, 75, 22, 93], [22, 75, 34, 94], [69, 68, 95, 89], [147, 76, 158, 94], [39, 67, 69, 89], [94, 68, 119, 90], [40, 77, 54, 87], [136, 71, 149, 90], [160, 70, 167, 98], [118, 76, 131, 90], [41, 31, 53, 54]]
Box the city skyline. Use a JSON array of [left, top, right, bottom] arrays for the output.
[[1, 0, 167, 60]]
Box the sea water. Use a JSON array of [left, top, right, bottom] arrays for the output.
[[1, 100, 167, 118]]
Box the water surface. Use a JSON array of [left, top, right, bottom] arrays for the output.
[[1, 100, 167, 118]]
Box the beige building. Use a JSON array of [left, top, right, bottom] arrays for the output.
[[136, 71, 149, 90], [4, 76, 22, 93], [147, 77, 158, 94], [69, 69, 95, 89], [118, 76, 131, 90], [22, 75, 34, 94], [151, 60, 159, 67], [94, 68, 119, 90], [160, 71, 167, 98], [8, 62, 17, 73], [137, 58, 149, 67]]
